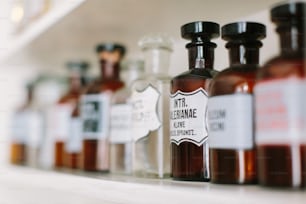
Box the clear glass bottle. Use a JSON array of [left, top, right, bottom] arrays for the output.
[[81, 43, 125, 172], [131, 34, 173, 178], [110, 59, 144, 175], [170, 22, 219, 181], [208, 22, 266, 184], [54, 61, 89, 168], [255, 2, 306, 188]]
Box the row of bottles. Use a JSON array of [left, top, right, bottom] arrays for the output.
[[9, 1, 306, 188]]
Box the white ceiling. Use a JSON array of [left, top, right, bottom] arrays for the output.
[[5, 0, 282, 75]]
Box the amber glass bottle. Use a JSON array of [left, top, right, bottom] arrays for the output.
[[255, 2, 306, 188], [81, 43, 125, 172], [10, 83, 34, 165], [54, 62, 89, 168], [65, 67, 90, 169], [65, 103, 82, 169], [170, 21, 219, 181], [208, 22, 266, 184]]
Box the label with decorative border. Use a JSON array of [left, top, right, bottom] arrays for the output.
[[131, 85, 161, 142], [170, 88, 208, 146]]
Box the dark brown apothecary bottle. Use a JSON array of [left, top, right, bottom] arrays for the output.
[[208, 22, 266, 184], [170, 21, 219, 181], [65, 68, 90, 169], [54, 62, 89, 168], [255, 2, 306, 188], [81, 43, 125, 172]]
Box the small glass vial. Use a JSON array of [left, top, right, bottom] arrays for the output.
[[81, 43, 125, 172], [54, 61, 89, 168], [255, 2, 306, 188], [110, 59, 144, 175], [131, 34, 173, 178], [170, 22, 219, 181], [208, 22, 266, 184]]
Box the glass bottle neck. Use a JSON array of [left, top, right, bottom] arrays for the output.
[[68, 73, 84, 94], [100, 60, 120, 81], [122, 69, 143, 86], [143, 48, 171, 75], [188, 44, 215, 69], [279, 26, 305, 56], [227, 43, 260, 66]]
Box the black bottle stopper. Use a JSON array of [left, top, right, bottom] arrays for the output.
[[181, 21, 220, 42], [96, 43, 126, 57], [271, 1, 306, 24], [66, 61, 90, 74], [222, 22, 266, 43]]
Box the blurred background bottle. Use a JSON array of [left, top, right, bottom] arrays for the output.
[[81, 43, 125, 172], [54, 61, 89, 168], [110, 59, 144, 175], [10, 82, 34, 165], [255, 2, 306, 188], [131, 34, 173, 178]]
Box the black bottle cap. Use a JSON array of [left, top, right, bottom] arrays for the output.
[[181, 21, 220, 40], [66, 61, 90, 73], [271, 1, 306, 24], [222, 22, 266, 41], [95, 43, 126, 57]]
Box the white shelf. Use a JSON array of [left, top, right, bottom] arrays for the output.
[[1, 165, 305, 204], [0, 0, 86, 63]]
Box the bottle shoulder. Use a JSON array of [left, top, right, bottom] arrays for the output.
[[258, 55, 305, 80], [209, 66, 258, 96], [84, 79, 124, 94], [172, 69, 217, 81]]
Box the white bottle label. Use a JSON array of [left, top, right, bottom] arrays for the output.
[[255, 77, 306, 145], [110, 104, 132, 144], [54, 104, 74, 141], [27, 111, 43, 148], [11, 111, 29, 143], [170, 88, 208, 146], [81, 93, 111, 139], [131, 85, 161, 141], [207, 94, 253, 149], [66, 118, 82, 153]]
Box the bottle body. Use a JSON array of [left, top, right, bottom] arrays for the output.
[[110, 87, 133, 174], [131, 75, 171, 178], [65, 105, 82, 169], [255, 56, 306, 187], [81, 80, 124, 171], [209, 67, 257, 184], [54, 95, 78, 168], [171, 69, 215, 180]]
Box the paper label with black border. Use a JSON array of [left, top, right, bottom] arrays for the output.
[[131, 85, 161, 141], [81, 93, 111, 139], [170, 88, 208, 146]]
